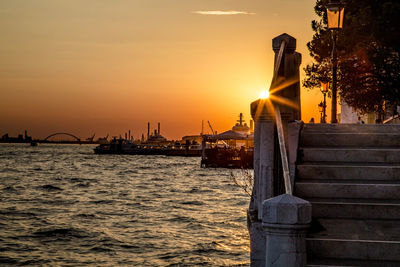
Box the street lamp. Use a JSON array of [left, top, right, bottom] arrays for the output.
[[320, 81, 329, 123], [326, 0, 344, 123]]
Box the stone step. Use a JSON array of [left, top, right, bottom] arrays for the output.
[[308, 262, 397, 267], [297, 164, 400, 181], [299, 148, 400, 163], [302, 123, 400, 134], [298, 179, 400, 185], [307, 218, 400, 242], [304, 197, 400, 204], [298, 124, 400, 265], [300, 132, 400, 147], [306, 238, 400, 262], [310, 201, 400, 220], [307, 259, 400, 267], [295, 182, 400, 200]]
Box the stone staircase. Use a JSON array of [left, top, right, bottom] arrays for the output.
[[294, 124, 400, 266]]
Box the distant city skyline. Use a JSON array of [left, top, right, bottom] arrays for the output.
[[0, 0, 322, 140]]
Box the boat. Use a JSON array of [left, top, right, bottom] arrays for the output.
[[94, 138, 135, 154], [200, 113, 254, 168], [94, 137, 202, 156]]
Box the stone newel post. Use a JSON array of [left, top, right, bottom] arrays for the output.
[[263, 194, 311, 266], [248, 33, 305, 266]]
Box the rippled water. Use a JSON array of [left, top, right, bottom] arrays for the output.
[[0, 144, 250, 266]]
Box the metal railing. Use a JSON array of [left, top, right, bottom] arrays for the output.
[[275, 106, 292, 195], [383, 114, 400, 124]]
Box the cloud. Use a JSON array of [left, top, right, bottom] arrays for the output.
[[192, 10, 255, 16]]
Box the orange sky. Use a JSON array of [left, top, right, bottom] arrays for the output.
[[0, 0, 328, 140]]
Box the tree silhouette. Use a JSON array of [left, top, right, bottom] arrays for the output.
[[304, 0, 400, 118]]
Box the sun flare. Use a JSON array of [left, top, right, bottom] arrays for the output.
[[259, 90, 270, 99]]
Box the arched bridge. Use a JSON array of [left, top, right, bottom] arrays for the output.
[[43, 132, 81, 142]]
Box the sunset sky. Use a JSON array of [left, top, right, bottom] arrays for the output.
[[0, 0, 325, 140]]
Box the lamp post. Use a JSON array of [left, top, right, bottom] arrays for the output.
[[326, 0, 344, 123], [320, 81, 329, 123], [318, 102, 324, 123]]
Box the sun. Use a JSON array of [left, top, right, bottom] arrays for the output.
[[259, 90, 270, 99]]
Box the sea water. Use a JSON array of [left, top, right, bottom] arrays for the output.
[[0, 143, 250, 266]]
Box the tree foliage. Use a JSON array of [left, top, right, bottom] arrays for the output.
[[304, 0, 400, 116]]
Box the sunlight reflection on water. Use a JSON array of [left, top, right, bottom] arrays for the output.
[[0, 143, 250, 266]]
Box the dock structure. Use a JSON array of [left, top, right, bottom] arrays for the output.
[[248, 33, 400, 266]]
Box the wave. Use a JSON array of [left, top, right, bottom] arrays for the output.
[[117, 170, 139, 175], [74, 213, 98, 219], [179, 200, 205, 206], [192, 241, 224, 254], [167, 214, 197, 224], [0, 168, 22, 173], [33, 227, 91, 239], [0, 256, 19, 265], [75, 182, 91, 187], [90, 199, 115, 204], [185, 188, 213, 194], [90, 246, 114, 252], [0, 209, 36, 218], [2, 186, 17, 192], [39, 184, 63, 191]]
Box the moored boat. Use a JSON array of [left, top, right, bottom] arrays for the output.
[[94, 137, 202, 156], [200, 113, 254, 168]]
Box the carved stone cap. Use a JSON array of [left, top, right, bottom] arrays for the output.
[[262, 194, 311, 225], [251, 99, 274, 122], [273, 33, 296, 53]]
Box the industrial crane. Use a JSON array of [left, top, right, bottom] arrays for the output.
[[207, 121, 215, 135]]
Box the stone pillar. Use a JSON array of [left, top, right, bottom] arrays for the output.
[[262, 194, 311, 267], [249, 99, 275, 266], [251, 101, 276, 220], [248, 213, 266, 267]]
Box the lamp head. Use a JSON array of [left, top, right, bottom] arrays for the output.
[[321, 81, 329, 93], [326, 0, 345, 29]]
